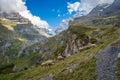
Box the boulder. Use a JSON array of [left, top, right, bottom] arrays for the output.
[[118, 53, 120, 58], [57, 55, 64, 60], [41, 60, 54, 66]]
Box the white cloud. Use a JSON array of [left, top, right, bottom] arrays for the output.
[[58, 14, 61, 17], [0, 0, 49, 29], [98, 0, 114, 4], [67, 2, 80, 14], [55, 17, 73, 34], [67, 0, 114, 15]]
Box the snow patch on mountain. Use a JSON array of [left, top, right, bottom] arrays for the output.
[[55, 18, 73, 34]]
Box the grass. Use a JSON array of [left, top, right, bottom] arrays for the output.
[[54, 57, 97, 80], [112, 40, 120, 46], [0, 23, 13, 39], [11, 53, 43, 70], [0, 72, 24, 80], [0, 19, 16, 31], [117, 59, 120, 80], [0, 19, 16, 26], [69, 25, 97, 36]]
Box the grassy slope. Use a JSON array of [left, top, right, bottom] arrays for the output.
[[111, 25, 120, 80], [0, 24, 119, 80], [117, 59, 120, 80], [114, 40, 120, 80], [0, 23, 13, 39]]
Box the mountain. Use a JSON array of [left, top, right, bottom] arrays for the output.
[[72, 0, 120, 26], [0, 0, 120, 80], [0, 12, 50, 68], [0, 12, 51, 38], [0, 12, 30, 23], [102, 0, 120, 16], [87, 3, 110, 17], [55, 0, 120, 34]]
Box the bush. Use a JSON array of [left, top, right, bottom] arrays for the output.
[[90, 38, 97, 44], [0, 64, 15, 74], [53, 45, 66, 58]]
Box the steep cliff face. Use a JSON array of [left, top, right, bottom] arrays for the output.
[[62, 34, 80, 57], [61, 34, 92, 57]]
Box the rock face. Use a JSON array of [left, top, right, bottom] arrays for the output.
[[61, 33, 95, 57], [62, 34, 80, 57], [0, 12, 30, 23], [103, 0, 120, 16], [15, 23, 46, 41], [62, 63, 79, 73], [88, 3, 110, 17], [41, 60, 54, 66], [96, 44, 120, 80]]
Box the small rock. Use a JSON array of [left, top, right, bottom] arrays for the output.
[[40, 74, 53, 80]]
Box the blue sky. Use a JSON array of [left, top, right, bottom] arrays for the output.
[[26, 0, 80, 29]]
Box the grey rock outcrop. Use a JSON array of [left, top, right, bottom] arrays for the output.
[[61, 34, 95, 57], [96, 44, 120, 80], [62, 34, 81, 57]]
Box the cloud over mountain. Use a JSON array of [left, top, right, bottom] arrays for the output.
[[67, 0, 114, 15], [0, 0, 49, 29], [67, 2, 80, 14]]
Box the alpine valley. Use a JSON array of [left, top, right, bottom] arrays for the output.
[[0, 0, 120, 80]]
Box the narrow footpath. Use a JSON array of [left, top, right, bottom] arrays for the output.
[[96, 44, 120, 80]]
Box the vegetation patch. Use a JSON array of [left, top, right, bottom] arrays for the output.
[[0, 64, 15, 74], [116, 59, 120, 80], [54, 57, 97, 80]]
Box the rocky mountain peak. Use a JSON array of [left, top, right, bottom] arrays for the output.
[[0, 12, 30, 24], [114, 0, 119, 2], [112, 0, 120, 6], [88, 3, 110, 17], [0, 12, 52, 37]]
